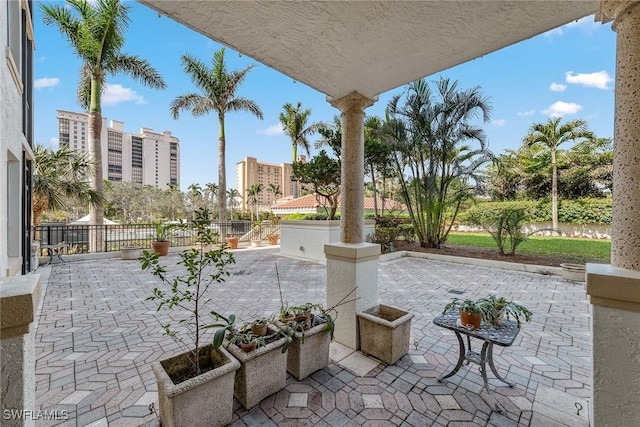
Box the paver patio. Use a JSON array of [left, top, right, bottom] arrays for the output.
[[34, 247, 591, 426]]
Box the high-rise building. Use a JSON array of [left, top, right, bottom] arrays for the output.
[[57, 110, 180, 189], [236, 157, 300, 212]]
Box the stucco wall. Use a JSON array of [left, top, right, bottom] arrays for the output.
[[280, 220, 375, 262]]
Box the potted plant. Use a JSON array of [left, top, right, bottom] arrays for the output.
[[141, 208, 239, 427], [250, 315, 272, 337], [151, 223, 174, 256], [442, 298, 484, 329], [477, 294, 532, 327], [267, 233, 279, 245], [267, 215, 280, 245], [251, 221, 263, 247], [121, 245, 141, 260], [357, 304, 414, 364], [277, 303, 334, 380], [224, 234, 239, 249]]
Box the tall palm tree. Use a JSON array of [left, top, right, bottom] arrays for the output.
[[524, 117, 594, 230], [170, 48, 263, 222], [279, 102, 324, 198], [246, 184, 263, 221], [268, 183, 281, 204], [42, 0, 166, 251], [33, 144, 102, 227], [205, 182, 218, 213], [227, 188, 241, 219]]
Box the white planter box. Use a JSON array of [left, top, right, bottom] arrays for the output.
[[152, 345, 240, 427], [357, 304, 413, 365], [225, 330, 288, 409], [280, 220, 375, 262], [121, 247, 141, 260], [277, 315, 331, 380]]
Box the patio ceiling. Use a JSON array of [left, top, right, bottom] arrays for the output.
[[138, 0, 598, 101]]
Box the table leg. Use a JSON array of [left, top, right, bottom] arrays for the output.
[[480, 342, 505, 412], [487, 343, 514, 387], [438, 331, 466, 382], [47, 248, 54, 265]]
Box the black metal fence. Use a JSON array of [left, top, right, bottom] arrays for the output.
[[34, 221, 253, 255]]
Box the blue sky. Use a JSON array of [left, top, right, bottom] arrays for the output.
[[34, 1, 616, 192]]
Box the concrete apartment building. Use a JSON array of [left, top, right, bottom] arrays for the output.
[[57, 110, 180, 189], [236, 156, 297, 212]]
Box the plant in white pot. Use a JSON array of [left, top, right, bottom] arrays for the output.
[[141, 207, 238, 427]]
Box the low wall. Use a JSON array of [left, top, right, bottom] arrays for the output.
[[456, 222, 611, 239], [280, 220, 375, 262]]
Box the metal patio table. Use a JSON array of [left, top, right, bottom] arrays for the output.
[[433, 311, 520, 412]]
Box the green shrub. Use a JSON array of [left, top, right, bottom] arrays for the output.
[[461, 198, 611, 225]]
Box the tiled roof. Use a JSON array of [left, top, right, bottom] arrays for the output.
[[272, 194, 406, 211]]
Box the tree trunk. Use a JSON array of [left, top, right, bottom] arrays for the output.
[[370, 163, 379, 217], [218, 114, 227, 222], [551, 148, 558, 231], [88, 106, 104, 253], [292, 143, 299, 199]]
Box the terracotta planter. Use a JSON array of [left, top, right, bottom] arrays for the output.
[[251, 323, 268, 337], [357, 304, 413, 365], [267, 234, 279, 245], [224, 236, 239, 249], [152, 240, 170, 256], [225, 327, 288, 409], [277, 315, 330, 380], [459, 310, 482, 329], [152, 345, 240, 427]]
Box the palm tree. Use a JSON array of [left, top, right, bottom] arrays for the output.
[[205, 182, 218, 213], [524, 117, 594, 230], [170, 48, 263, 222], [268, 183, 282, 205], [227, 188, 241, 219], [33, 144, 102, 227], [246, 184, 263, 222], [42, 0, 166, 251], [279, 102, 325, 198]]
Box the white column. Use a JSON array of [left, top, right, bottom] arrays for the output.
[[325, 92, 380, 349], [1, 275, 41, 427], [588, 2, 640, 426]]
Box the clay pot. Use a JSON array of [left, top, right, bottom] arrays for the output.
[[152, 241, 170, 256], [225, 236, 239, 249], [240, 341, 257, 353], [459, 310, 482, 329], [251, 323, 268, 337]]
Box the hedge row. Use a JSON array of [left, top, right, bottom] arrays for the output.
[[460, 198, 612, 225]]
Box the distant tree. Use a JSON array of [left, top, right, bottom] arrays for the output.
[[523, 117, 594, 229], [246, 184, 263, 221], [267, 183, 282, 205], [170, 47, 263, 222], [227, 188, 241, 219], [42, 0, 166, 250], [279, 102, 325, 198], [364, 115, 393, 216], [293, 150, 341, 220], [33, 144, 102, 226]]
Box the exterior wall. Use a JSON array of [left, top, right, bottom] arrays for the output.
[[1, 0, 35, 276], [57, 112, 180, 189], [280, 220, 375, 262], [236, 156, 293, 212]]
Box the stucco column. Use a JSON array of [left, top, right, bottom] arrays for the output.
[[1, 275, 41, 427], [325, 91, 380, 349], [588, 2, 640, 426]]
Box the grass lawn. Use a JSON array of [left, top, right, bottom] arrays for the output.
[[446, 232, 611, 263]]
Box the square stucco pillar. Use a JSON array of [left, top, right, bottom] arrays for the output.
[[586, 264, 640, 426], [1, 275, 41, 427], [325, 243, 380, 349]]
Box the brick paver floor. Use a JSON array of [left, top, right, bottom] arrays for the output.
[[34, 248, 591, 426]]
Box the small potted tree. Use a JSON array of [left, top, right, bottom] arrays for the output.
[[151, 223, 174, 256], [442, 298, 484, 329], [224, 234, 239, 249], [142, 208, 239, 427]]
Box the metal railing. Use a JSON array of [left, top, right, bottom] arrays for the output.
[[33, 221, 253, 255]]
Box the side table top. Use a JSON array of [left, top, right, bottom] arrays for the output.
[[433, 312, 520, 347]]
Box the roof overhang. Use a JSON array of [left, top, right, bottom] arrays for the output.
[[139, 1, 599, 100]]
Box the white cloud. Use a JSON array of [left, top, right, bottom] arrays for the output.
[[102, 84, 146, 106], [542, 101, 583, 118], [259, 124, 284, 136], [35, 77, 60, 89], [565, 71, 613, 90], [492, 119, 506, 127], [517, 110, 535, 117], [549, 82, 567, 92], [48, 137, 59, 148]]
